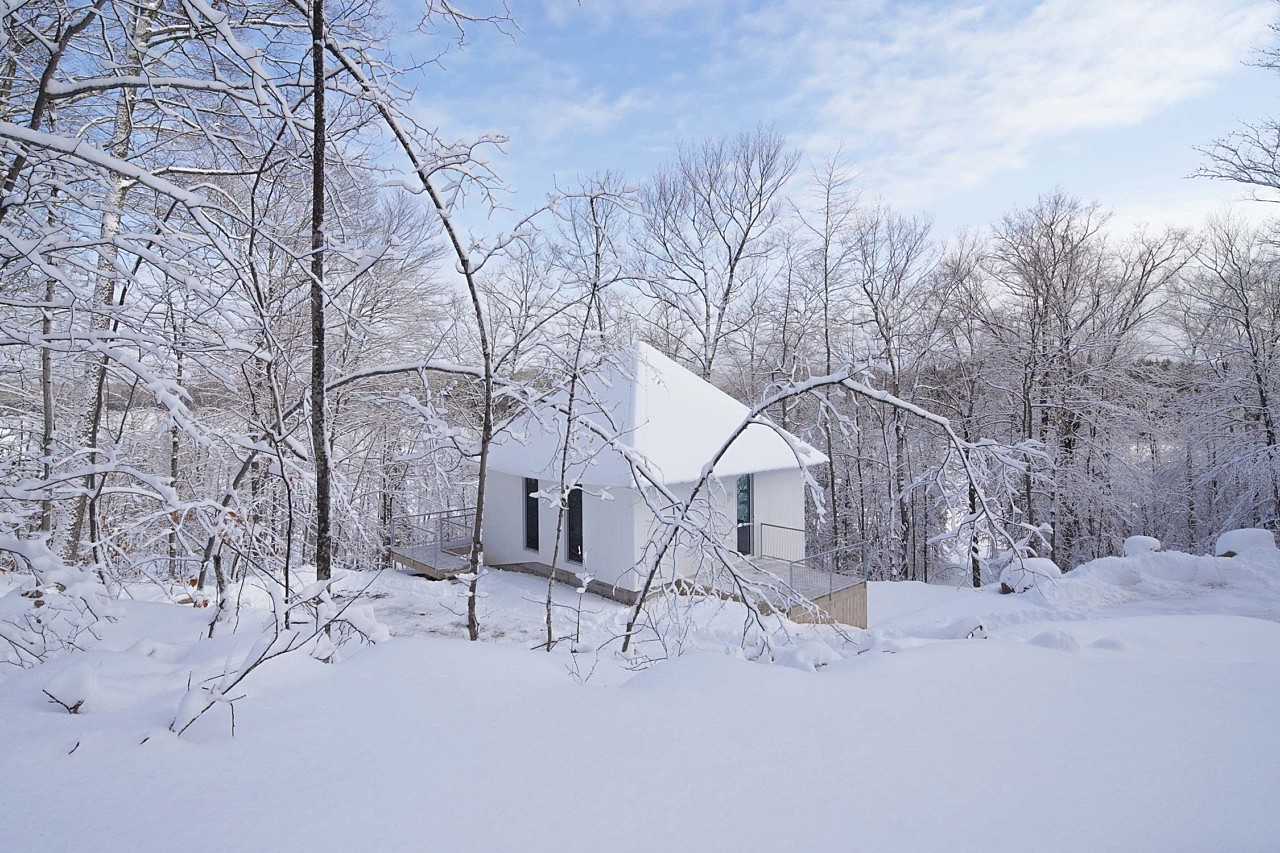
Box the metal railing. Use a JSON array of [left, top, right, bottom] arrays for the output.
[[782, 542, 868, 598], [759, 522, 806, 562], [758, 522, 868, 599], [390, 507, 476, 553]]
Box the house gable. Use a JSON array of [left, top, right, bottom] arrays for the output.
[[487, 343, 825, 488]]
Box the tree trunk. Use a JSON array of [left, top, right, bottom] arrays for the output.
[[168, 343, 183, 577], [39, 276, 54, 536], [969, 477, 981, 588], [310, 0, 332, 583]]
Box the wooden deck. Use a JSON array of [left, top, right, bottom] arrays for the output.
[[389, 543, 471, 579]]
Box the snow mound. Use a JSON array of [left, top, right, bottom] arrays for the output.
[[771, 638, 844, 671], [1037, 547, 1280, 614], [43, 661, 100, 714], [999, 558, 1061, 594], [1123, 535, 1161, 556], [1027, 631, 1083, 652], [1215, 528, 1276, 558], [889, 615, 988, 641]]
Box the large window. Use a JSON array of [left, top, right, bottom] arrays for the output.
[[566, 487, 583, 564], [736, 473, 753, 555], [523, 477, 540, 552]]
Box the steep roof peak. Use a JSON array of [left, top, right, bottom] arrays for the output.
[[488, 343, 825, 487]]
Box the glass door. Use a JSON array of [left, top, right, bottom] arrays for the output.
[[567, 487, 583, 564], [736, 474, 752, 555]]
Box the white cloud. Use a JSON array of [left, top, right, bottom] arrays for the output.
[[1108, 184, 1276, 234], [541, 0, 733, 32], [405, 0, 1277, 232], [721, 0, 1273, 206]]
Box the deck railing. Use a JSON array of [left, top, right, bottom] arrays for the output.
[[390, 507, 476, 553], [758, 522, 868, 598], [759, 522, 806, 561], [783, 542, 868, 598]]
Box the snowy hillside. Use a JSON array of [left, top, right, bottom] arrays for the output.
[[1, 544, 1277, 852]]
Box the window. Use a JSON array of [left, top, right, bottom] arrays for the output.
[[566, 487, 583, 564], [736, 474, 753, 555], [523, 477, 540, 552]]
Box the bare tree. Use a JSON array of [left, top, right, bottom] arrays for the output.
[[635, 126, 799, 380], [1198, 8, 1280, 201], [1177, 216, 1280, 527]]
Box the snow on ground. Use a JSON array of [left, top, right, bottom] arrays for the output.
[[1, 546, 1279, 852]]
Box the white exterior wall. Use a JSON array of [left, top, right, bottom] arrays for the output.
[[668, 469, 807, 558], [635, 469, 808, 579], [752, 468, 807, 560], [486, 467, 808, 590], [480, 471, 537, 567], [481, 471, 640, 592], [636, 480, 731, 581], [583, 485, 641, 592], [709, 476, 738, 551]]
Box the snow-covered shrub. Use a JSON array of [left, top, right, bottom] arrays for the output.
[[999, 557, 1061, 594], [1214, 529, 1276, 558], [1123, 536, 1162, 557], [41, 661, 101, 714], [169, 575, 391, 735], [0, 536, 117, 669]]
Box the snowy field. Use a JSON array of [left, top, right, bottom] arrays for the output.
[[1, 545, 1278, 852]]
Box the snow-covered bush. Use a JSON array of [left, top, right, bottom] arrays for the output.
[[999, 557, 1061, 594], [41, 661, 101, 714], [1214, 529, 1276, 558], [1123, 536, 1161, 557], [0, 535, 118, 670]]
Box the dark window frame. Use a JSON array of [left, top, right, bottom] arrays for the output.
[[566, 486, 584, 564], [523, 477, 540, 552], [736, 473, 753, 555]]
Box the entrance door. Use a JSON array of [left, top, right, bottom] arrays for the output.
[[567, 487, 584, 564], [736, 474, 753, 555]]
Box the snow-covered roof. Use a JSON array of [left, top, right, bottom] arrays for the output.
[[488, 343, 826, 487]]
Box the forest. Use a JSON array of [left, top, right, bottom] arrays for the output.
[[1, 0, 1278, 645]]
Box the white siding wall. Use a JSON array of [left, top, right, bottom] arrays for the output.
[[487, 467, 808, 588], [482, 471, 640, 592], [752, 468, 807, 560], [481, 471, 536, 567], [634, 485, 662, 577], [664, 470, 807, 559], [637, 481, 728, 582], [634, 471, 762, 578], [583, 485, 640, 591]]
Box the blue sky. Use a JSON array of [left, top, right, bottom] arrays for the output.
[[400, 0, 1278, 237]]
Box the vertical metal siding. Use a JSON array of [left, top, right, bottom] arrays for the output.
[[751, 469, 807, 560], [481, 471, 524, 565], [583, 485, 638, 590]]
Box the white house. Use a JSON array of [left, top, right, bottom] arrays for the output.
[[481, 343, 828, 605]]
